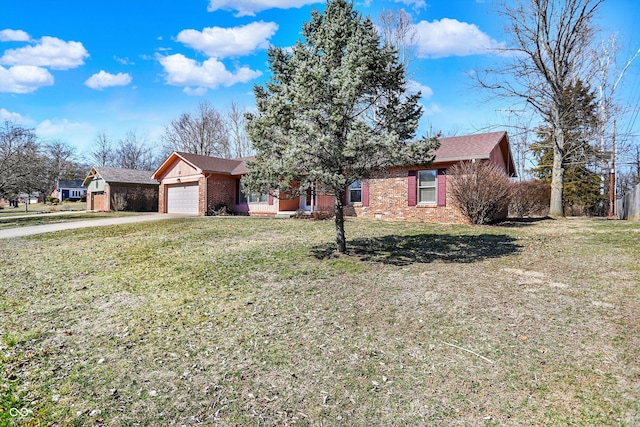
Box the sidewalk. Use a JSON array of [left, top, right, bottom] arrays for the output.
[[0, 213, 192, 239]]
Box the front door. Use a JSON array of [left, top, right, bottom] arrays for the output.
[[299, 187, 314, 211]]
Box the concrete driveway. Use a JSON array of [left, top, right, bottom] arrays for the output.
[[0, 213, 192, 239]]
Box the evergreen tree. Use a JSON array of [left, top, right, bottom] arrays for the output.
[[531, 80, 606, 214], [244, 0, 438, 253]]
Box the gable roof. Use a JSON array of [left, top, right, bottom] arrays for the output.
[[152, 151, 250, 179], [58, 179, 85, 189], [152, 131, 516, 180], [433, 131, 516, 176], [83, 167, 158, 186], [177, 152, 247, 175]]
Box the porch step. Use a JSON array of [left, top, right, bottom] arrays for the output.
[[275, 211, 296, 218]]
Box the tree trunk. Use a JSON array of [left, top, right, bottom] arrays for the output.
[[334, 192, 347, 253], [549, 125, 565, 217]]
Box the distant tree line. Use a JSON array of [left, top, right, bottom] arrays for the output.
[[0, 121, 85, 204], [87, 100, 253, 171]]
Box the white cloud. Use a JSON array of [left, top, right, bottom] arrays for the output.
[[183, 86, 208, 96], [207, 0, 320, 17], [393, 0, 427, 10], [421, 102, 442, 116], [413, 18, 504, 58], [177, 21, 278, 58], [36, 119, 94, 138], [0, 36, 88, 70], [0, 108, 34, 125], [85, 71, 132, 90], [0, 29, 31, 42], [407, 80, 433, 99], [0, 65, 54, 93], [157, 53, 262, 94], [114, 56, 134, 65]]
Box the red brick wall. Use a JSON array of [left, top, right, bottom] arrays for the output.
[[158, 184, 166, 213], [206, 175, 236, 214], [351, 168, 469, 223]]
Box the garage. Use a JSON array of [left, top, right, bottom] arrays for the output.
[[167, 183, 199, 214]]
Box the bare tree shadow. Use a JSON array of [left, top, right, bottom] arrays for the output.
[[495, 217, 552, 228], [311, 233, 521, 265]]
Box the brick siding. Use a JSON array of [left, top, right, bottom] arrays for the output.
[[351, 168, 469, 224], [206, 175, 236, 215]]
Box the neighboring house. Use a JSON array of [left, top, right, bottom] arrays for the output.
[[53, 179, 86, 201], [153, 131, 516, 222], [83, 167, 159, 212], [152, 152, 297, 216]]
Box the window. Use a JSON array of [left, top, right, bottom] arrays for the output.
[[247, 192, 269, 203], [418, 170, 437, 204], [348, 180, 362, 204], [239, 182, 268, 203]]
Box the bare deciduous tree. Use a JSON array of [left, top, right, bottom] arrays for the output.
[[162, 101, 229, 158], [378, 9, 417, 71], [35, 139, 82, 198], [0, 121, 40, 200], [227, 101, 252, 158], [115, 130, 157, 171], [90, 132, 115, 167], [475, 0, 603, 217]]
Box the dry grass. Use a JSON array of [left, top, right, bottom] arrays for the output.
[[0, 217, 638, 426], [0, 201, 87, 218], [0, 211, 140, 230]]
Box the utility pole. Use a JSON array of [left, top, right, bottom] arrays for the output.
[[608, 120, 616, 217], [496, 108, 526, 180]]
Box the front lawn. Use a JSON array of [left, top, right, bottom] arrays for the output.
[[0, 217, 638, 426], [0, 201, 87, 217], [0, 211, 142, 230]]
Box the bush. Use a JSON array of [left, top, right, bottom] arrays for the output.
[[449, 160, 512, 225], [509, 181, 550, 217], [46, 197, 60, 204], [111, 193, 127, 211], [207, 203, 233, 216]]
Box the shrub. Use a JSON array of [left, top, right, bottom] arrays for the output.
[[509, 181, 550, 217], [449, 160, 512, 225], [111, 193, 127, 211], [207, 203, 233, 216]]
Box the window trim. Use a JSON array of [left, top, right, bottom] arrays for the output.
[[348, 180, 362, 204], [417, 170, 437, 204], [247, 192, 269, 204], [238, 181, 268, 204]]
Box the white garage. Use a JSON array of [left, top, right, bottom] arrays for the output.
[[166, 183, 199, 215]]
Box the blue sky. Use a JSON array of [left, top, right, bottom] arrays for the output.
[[1, 0, 639, 167]]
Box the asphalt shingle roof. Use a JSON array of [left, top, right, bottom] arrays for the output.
[[92, 167, 158, 185], [433, 131, 507, 162], [176, 152, 251, 176], [156, 131, 512, 178], [58, 179, 85, 188]]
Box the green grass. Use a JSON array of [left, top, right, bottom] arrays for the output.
[[0, 217, 638, 426], [0, 201, 87, 217]]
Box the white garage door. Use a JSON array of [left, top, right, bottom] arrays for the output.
[[167, 184, 199, 215]]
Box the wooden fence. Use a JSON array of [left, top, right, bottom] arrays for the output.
[[617, 183, 640, 220]]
